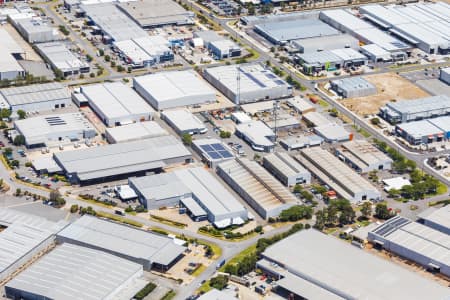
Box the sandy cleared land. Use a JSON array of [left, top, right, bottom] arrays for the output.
[[2, 24, 43, 62], [341, 73, 430, 116]]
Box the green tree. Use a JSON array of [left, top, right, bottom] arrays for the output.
[[3, 147, 12, 156], [98, 49, 104, 56], [104, 55, 111, 62], [70, 204, 79, 213], [181, 133, 192, 146], [375, 203, 391, 220], [370, 117, 380, 125], [279, 205, 313, 222], [209, 275, 228, 290], [314, 208, 326, 230], [49, 190, 61, 202], [17, 110, 26, 120], [15, 188, 21, 196], [13, 135, 25, 146], [360, 202, 372, 219], [0, 108, 11, 119], [300, 190, 313, 202], [293, 184, 302, 194], [219, 130, 231, 138]]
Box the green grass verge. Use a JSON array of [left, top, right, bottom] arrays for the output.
[[150, 214, 186, 228], [219, 244, 256, 273], [436, 182, 448, 195], [160, 290, 176, 300], [77, 197, 115, 208], [96, 211, 143, 227], [134, 282, 156, 300], [197, 281, 212, 293], [318, 99, 329, 107], [192, 264, 207, 277]]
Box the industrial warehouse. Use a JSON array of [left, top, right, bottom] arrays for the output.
[[394, 116, 450, 145], [105, 121, 168, 144], [0, 29, 25, 81], [193, 31, 241, 59], [0, 208, 67, 282], [56, 215, 186, 271], [79, 82, 155, 127], [217, 158, 298, 220], [290, 34, 359, 53], [380, 95, 450, 124], [53, 135, 192, 184], [360, 2, 450, 54], [262, 152, 311, 186], [133, 71, 216, 110], [257, 230, 450, 300], [330, 77, 377, 98], [161, 109, 207, 135], [129, 168, 248, 227], [13, 112, 96, 148], [368, 216, 450, 277], [297, 148, 381, 202], [203, 63, 292, 104], [192, 138, 234, 168], [0, 82, 71, 112], [335, 140, 393, 173], [12, 17, 60, 43], [5, 244, 145, 300], [117, 0, 194, 28], [35, 42, 90, 77], [235, 120, 276, 152], [441, 67, 450, 85], [113, 36, 174, 68], [417, 206, 450, 235]]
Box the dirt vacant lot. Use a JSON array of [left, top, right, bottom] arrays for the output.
[[341, 73, 429, 116]]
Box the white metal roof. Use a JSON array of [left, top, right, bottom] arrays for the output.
[[36, 42, 89, 72], [161, 109, 206, 132], [417, 206, 450, 231], [0, 82, 70, 107], [56, 215, 185, 266], [262, 229, 450, 300], [81, 81, 154, 120], [6, 243, 143, 300], [105, 121, 168, 143], [236, 120, 275, 147], [0, 29, 24, 74]]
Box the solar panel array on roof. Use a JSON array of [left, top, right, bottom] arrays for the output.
[[200, 143, 233, 160]]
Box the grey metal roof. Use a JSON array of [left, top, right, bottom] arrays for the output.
[[118, 0, 193, 27], [6, 243, 143, 300], [386, 95, 450, 115], [331, 77, 376, 93], [81, 82, 154, 120], [255, 18, 339, 43], [54, 135, 191, 181], [129, 172, 191, 201], [261, 229, 450, 300], [0, 29, 24, 73], [340, 140, 392, 169], [105, 121, 168, 143], [297, 50, 342, 65], [161, 109, 206, 132], [0, 208, 67, 277], [291, 34, 359, 53], [81, 3, 146, 42], [56, 215, 185, 266], [417, 206, 450, 231], [236, 120, 275, 147], [371, 216, 450, 267], [0, 82, 70, 106], [396, 120, 443, 139], [264, 152, 309, 178], [35, 42, 89, 72], [181, 197, 207, 217]]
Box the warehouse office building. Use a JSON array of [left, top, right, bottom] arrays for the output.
[[35, 42, 90, 77], [440, 67, 450, 85], [105, 121, 168, 143], [330, 77, 377, 98], [395, 119, 445, 145], [5, 244, 145, 300], [56, 215, 186, 271], [161, 109, 207, 135], [0, 29, 25, 81], [203, 64, 292, 104], [192, 138, 234, 168], [193, 31, 241, 59], [279, 135, 323, 151], [254, 18, 339, 45], [54, 135, 192, 184], [336, 140, 392, 173], [297, 148, 381, 203], [314, 123, 352, 143], [368, 215, 450, 277], [129, 168, 247, 227], [286, 97, 315, 114], [14, 112, 96, 148], [80, 82, 155, 127], [134, 70, 216, 110], [360, 44, 393, 62], [360, 3, 450, 54], [257, 229, 450, 300], [417, 206, 450, 235], [291, 34, 359, 53], [81, 3, 147, 42], [12, 17, 60, 43], [0, 82, 71, 112], [118, 0, 194, 28], [0, 208, 67, 282], [113, 36, 174, 68], [263, 152, 311, 186], [217, 158, 298, 219], [380, 95, 450, 124], [235, 120, 275, 152]]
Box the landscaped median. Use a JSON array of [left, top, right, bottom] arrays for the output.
[[150, 214, 187, 229], [95, 211, 144, 227]]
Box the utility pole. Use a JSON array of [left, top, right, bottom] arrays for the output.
[[273, 100, 280, 142]]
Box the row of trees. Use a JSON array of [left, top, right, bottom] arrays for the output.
[[314, 199, 356, 230]]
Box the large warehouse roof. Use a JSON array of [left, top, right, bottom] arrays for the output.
[[80, 81, 154, 121], [236, 120, 275, 148], [81, 3, 147, 41], [0, 82, 69, 107], [161, 109, 206, 133], [255, 18, 339, 43], [5, 243, 143, 300], [54, 135, 191, 182], [264, 152, 309, 180], [385, 95, 450, 115], [118, 0, 194, 27], [418, 206, 450, 234], [0, 29, 24, 75], [260, 229, 450, 300], [35, 42, 89, 72], [299, 147, 380, 202], [340, 140, 392, 170], [133, 70, 215, 110], [291, 34, 359, 53], [105, 121, 168, 143], [56, 215, 186, 267], [130, 172, 191, 201]]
